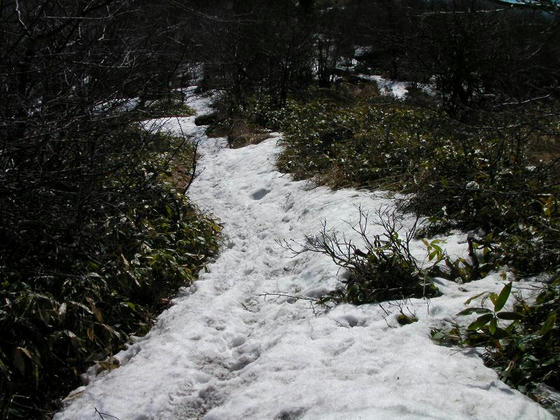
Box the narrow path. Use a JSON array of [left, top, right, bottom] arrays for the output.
[[55, 88, 552, 420]]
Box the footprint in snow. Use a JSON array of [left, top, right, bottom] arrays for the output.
[[229, 336, 246, 348], [251, 188, 271, 200], [274, 407, 308, 420]]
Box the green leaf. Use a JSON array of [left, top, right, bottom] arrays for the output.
[[540, 313, 557, 336], [494, 282, 512, 312], [496, 311, 524, 320], [492, 327, 510, 339], [13, 349, 26, 375], [468, 314, 494, 331], [431, 331, 446, 341], [489, 318, 498, 335], [457, 307, 492, 316]]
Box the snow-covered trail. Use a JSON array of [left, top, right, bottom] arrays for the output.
[[56, 89, 552, 420]]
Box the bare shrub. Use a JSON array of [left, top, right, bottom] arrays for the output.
[[285, 208, 441, 305]]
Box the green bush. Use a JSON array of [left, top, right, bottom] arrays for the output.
[[407, 114, 560, 275], [433, 278, 560, 414], [0, 125, 220, 419], [141, 97, 195, 118], [258, 98, 444, 189]]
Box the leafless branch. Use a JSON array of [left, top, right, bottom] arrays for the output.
[[95, 408, 121, 420], [258, 292, 319, 303], [14, 0, 29, 32]]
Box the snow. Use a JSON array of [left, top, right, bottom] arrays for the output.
[[354, 74, 434, 100], [366, 75, 409, 100], [55, 87, 553, 420]]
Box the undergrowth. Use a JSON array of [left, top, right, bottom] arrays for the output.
[[0, 125, 220, 418], [141, 94, 195, 118], [432, 278, 560, 415], [244, 91, 560, 276]]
